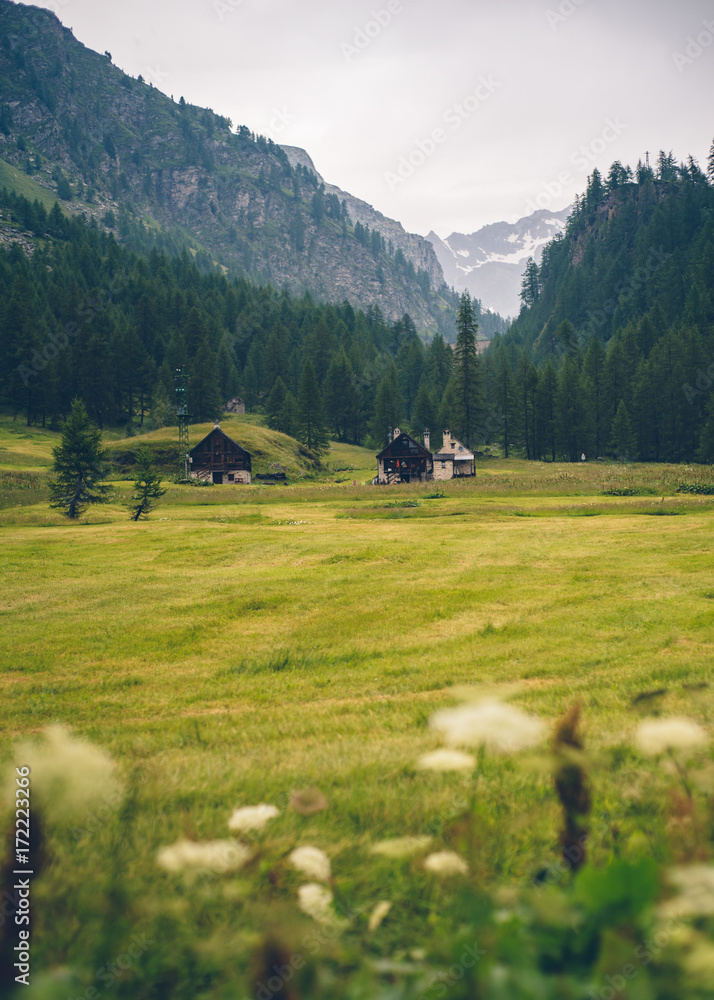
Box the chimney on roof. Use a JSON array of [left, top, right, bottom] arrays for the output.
[[214, 421, 220, 430], [443, 429, 451, 450], [423, 428, 430, 451], [393, 427, 401, 440]]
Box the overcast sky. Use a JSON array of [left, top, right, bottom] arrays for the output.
[[22, 0, 714, 237]]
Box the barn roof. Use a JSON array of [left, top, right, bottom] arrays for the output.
[[189, 426, 251, 458], [376, 430, 432, 461]]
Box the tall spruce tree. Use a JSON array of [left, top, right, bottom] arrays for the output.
[[296, 359, 329, 455], [452, 291, 483, 448], [49, 398, 110, 518]]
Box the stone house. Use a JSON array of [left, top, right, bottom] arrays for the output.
[[431, 429, 475, 480], [376, 428, 433, 484], [224, 397, 246, 415], [188, 424, 252, 484]]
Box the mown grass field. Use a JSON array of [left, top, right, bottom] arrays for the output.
[[1, 419, 713, 999]]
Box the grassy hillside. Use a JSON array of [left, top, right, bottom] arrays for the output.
[[0, 156, 57, 210]]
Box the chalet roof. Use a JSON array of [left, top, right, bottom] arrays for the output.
[[189, 426, 251, 458], [376, 430, 432, 461], [433, 450, 474, 460]]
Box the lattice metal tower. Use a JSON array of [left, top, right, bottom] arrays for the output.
[[174, 366, 191, 480]]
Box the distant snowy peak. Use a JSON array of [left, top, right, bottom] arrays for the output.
[[427, 207, 572, 318]]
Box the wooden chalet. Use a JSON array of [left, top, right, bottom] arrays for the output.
[[376, 428, 433, 484], [189, 424, 252, 484]]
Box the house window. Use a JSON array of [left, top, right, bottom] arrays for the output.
[[228, 474, 234, 482], [441, 461, 446, 469]]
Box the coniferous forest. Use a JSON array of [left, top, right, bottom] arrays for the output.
[[0, 187, 480, 451], [4, 147, 714, 464], [482, 149, 714, 463]]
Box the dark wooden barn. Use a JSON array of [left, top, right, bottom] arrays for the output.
[[189, 424, 252, 484], [376, 428, 433, 484]]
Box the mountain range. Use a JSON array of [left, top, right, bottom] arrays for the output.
[[427, 207, 572, 318], [0, 1, 475, 335]]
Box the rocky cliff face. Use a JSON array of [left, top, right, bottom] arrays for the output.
[[0, 2, 453, 331], [281, 144, 444, 288]]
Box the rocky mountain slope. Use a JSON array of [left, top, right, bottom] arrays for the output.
[[0, 1, 458, 333], [428, 207, 572, 318]]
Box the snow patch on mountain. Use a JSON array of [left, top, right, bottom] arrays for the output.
[[427, 207, 572, 318]]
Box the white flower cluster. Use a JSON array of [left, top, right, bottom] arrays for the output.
[[289, 845, 331, 882], [423, 850, 468, 876], [8, 725, 121, 825], [430, 698, 546, 753], [635, 718, 708, 756], [157, 838, 252, 875], [228, 803, 280, 833]]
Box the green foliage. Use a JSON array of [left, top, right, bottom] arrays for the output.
[[451, 291, 484, 448], [48, 398, 110, 517], [488, 153, 714, 463], [127, 445, 166, 520], [296, 359, 329, 455]]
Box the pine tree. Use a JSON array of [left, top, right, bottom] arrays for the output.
[[372, 364, 403, 448], [520, 258, 540, 309], [266, 376, 296, 436], [296, 359, 329, 455], [708, 138, 714, 183], [127, 446, 167, 521], [452, 291, 483, 448], [609, 399, 636, 461], [49, 398, 111, 518]]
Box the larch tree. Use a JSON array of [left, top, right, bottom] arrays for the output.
[[49, 398, 111, 518]]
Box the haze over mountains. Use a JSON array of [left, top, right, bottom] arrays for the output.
[[427, 207, 573, 319], [0, 2, 487, 338]]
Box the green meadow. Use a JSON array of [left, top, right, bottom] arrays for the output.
[[1, 417, 713, 999]]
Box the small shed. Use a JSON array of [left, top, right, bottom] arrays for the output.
[[376, 428, 433, 484], [432, 429, 475, 480], [189, 424, 252, 484]]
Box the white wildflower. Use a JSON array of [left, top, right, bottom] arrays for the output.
[[8, 725, 121, 825], [289, 845, 331, 882], [635, 718, 708, 756], [157, 838, 251, 875], [228, 803, 279, 833], [659, 865, 714, 918], [416, 748, 476, 772], [423, 851, 468, 876], [430, 699, 546, 753], [368, 900, 392, 932], [297, 883, 335, 925], [370, 836, 432, 858]]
